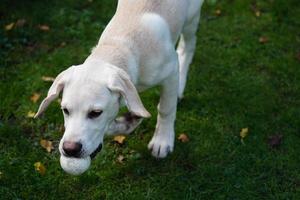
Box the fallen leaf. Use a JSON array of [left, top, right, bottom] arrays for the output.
[[0, 171, 2, 179], [296, 52, 300, 62], [259, 36, 268, 44], [38, 25, 50, 31], [129, 150, 136, 154], [15, 19, 26, 27], [215, 9, 222, 16], [27, 111, 36, 118], [113, 135, 126, 144], [34, 162, 46, 175], [255, 10, 261, 17], [240, 128, 249, 139], [40, 139, 54, 153], [178, 133, 189, 143], [41, 76, 55, 82], [5, 22, 14, 31], [30, 93, 41, 103], [117, 155, 125, 164], [267, 134, 283, 149], [60, 42, 66, 47]]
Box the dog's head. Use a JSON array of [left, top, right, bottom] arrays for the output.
[[35, 60, 150, 172]]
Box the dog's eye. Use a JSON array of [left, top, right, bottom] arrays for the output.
[[88, 110, 103, 119], [62, 108, 69, 115]]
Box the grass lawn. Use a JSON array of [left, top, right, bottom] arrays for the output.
[[1, 0, 300, 199]]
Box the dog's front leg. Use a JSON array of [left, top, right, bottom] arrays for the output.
[[148, 65, 179, 158], [106, 112, 143, 135]]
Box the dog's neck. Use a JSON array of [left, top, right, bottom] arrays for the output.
[[86, 39, 139, 84]]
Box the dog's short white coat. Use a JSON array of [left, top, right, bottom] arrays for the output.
[[35, 0, 204, 173]]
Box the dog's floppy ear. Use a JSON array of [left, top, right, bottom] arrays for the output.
[[108, 69, 151, 118], [34, 67, 74, 118]]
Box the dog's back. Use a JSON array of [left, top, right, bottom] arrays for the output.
[[115, 0, 188, 42], [99, 0, 203, 45], [93, 0, 203, 84]]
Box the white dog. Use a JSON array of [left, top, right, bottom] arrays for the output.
[[35, 0, 204, 174]]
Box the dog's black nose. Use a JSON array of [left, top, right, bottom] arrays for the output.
[[63, 141, 82, 157]]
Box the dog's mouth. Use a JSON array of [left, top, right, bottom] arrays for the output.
[[90, 143, 103, 159]]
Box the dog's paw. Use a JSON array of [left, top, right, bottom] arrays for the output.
[[148, 132, 174, 158]]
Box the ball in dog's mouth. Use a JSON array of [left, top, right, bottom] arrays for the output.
[[60, 143, 102, 175], [60, 155, 91, 175]]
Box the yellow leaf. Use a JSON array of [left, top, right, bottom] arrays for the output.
[[27, 111, 36, 118], [0, 171, 2, 179], [34, 162, 46, 175], [40, 139, 54, 153], [30, 93, 41, 103], [113, 135, 126, 144], [38, 25, 50, 31], [255, 11, 261, 17], [178, 133, 189, 143], [259, 36, 268, 44], [41, 76, 55, 82], [215, 9, 222, 16], [5, 22, 14, 31], [117, 155, 125, 164], [240, 128, 249, 139]]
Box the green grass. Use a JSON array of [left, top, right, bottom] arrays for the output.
[[1, 0, 300, 199]]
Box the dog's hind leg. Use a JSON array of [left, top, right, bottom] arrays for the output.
[[106, 112, 143, 135], [177, 1, 203, 99]]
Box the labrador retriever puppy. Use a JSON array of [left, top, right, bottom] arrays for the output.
[[35, 0, 204, 173]]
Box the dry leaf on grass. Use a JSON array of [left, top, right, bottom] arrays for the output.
[[113, 135, 126, 144], [41, 76, 55, 82], [240, 128, 249, 139], [30, 93, 41, 103], [255, 11, 261, 17], [40, 139, 54, 153], [215, 9, 222, 16], [178, 133, 189, 143], [117, 155, 125, 164], [60, 42, 66, 47], [259, 36, 268, 44], [0, 171, 2, 179], [240, 128, 249, 145], [267, 134, 283, 149], [34, 162, 46, 175], [15, 19, 26, 27], [27, 111, 36, 118], [296, 52, 300, 62], [5, 22, 14, 31], [38, 25, 50, 31]]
